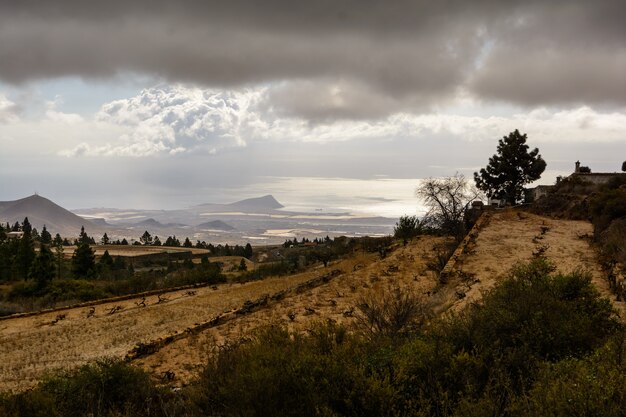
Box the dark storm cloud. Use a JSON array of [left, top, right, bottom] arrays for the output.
[[0, 1, 624, 117], [470, 2, 626, 106]]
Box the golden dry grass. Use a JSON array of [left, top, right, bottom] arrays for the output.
[[61, 245, 210, 259], [1, 211, 621, 392]]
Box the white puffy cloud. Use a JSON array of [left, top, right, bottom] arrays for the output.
[[57, 84, 626, 158], [0, 93, 20, 123], [78, 85, 264, 156], [45, 100, 84, 124]]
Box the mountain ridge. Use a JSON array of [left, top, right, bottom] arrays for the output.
[[0, 194, 96, 236]]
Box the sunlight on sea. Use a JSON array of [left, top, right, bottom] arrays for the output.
[[251, 176, 428, 218]]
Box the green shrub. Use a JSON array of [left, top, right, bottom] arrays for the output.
[[509, 335, 626, 416], [190, 324, 396, 417], [0, 359, 174, 417], [8, 279, 108, 305]]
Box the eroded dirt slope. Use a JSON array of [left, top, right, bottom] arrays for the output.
[[442, 209, 625, 316]]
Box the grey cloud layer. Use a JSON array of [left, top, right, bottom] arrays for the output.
[[1, 1, 624, 118], [55, 85, 626, 158]]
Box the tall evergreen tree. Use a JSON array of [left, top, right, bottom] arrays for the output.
[[15, 228, 35, 280], [53, 240, 64, 279], [29, 244, 55, 288], [101, 233, 110, 245], [21, 217, 32, 234], [78, 226, 90, 245], [40, 225, 52, 245], [72, 241, 96, 278], [99, 249, 114, 267], [183, 237, 192, 248], [474, 129, 546, 205], [140, 230, 153, 246], [244, 243, 253, 259]]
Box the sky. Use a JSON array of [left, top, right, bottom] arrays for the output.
[[0, 1, 625, 217]]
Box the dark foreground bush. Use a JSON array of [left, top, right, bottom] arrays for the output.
[[402, 259, 620, 416], [0, 359, 181, 417], [188, 324, 396, 417]]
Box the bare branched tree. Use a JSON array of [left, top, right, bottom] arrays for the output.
[[416, 173, 481, 240]]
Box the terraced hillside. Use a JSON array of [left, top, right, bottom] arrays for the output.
[[133, 210, 626, 386], [1, 209, 621, 392], [438, 209, 626, 317], [0, 236, 445, 392]]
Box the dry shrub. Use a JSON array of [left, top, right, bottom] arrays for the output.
[[426, 241, 456, 277], [355, 287, 430, 339]]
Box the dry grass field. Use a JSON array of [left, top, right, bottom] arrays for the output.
[[1, 209, 622, 392], [61, 245, 211, 259]]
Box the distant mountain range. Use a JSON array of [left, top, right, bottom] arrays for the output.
[[1, 194, 396, 244], [196, 220, 236, 231], [193, 195, 284, 213]]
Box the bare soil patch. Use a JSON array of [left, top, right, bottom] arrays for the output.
[[440, 209, 625, 317]]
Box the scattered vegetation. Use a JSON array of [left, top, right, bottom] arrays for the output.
[[2, 259, 623, 416]]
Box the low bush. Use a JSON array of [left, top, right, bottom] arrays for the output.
[[189, 324, 396, 417], [0, 359, 178, 417]]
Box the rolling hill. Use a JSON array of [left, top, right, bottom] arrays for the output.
[[0, 194, 96, 236], [196, 220, 236, 231], [194, 194, 284, 213]]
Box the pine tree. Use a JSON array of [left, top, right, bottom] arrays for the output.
[[29, 244, 55, 288], [54, 241, 64, 279], [15, 229, 35, 280], [22, 217, 32, 234], [101, 233, 110, 245], [40, 225, 52, 245], [474, 129, 546, 205], [153, 236, 162, 246], [53, 233, 63, 246], [72, 241, 96, 278], [140, 230, 153, 246], [183, 237, 192, 248], [244, 243, 253, 259]]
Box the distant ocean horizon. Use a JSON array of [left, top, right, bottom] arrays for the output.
[[64, 176, 427, 219], [191, 176, 426, 219]]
